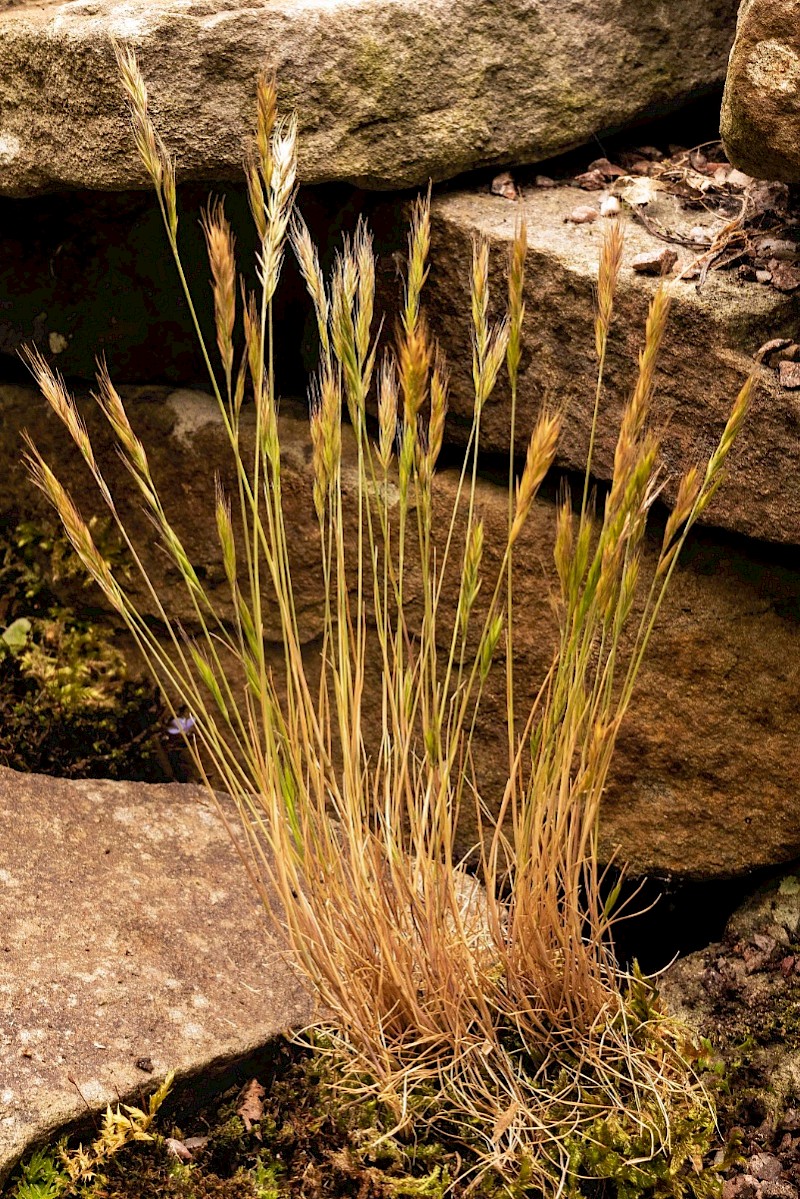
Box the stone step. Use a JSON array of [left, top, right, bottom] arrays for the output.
[[0, 0, 739, 196], [0, 768, 313, 1185], [7, 385, 800, 881], [377, 182, 799, 546]]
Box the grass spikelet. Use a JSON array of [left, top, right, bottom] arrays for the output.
[[507, 219, 527, 386], [398, 317, 432, 428], [23, 441, 119, 606], [702, 375, 755, 490], [21, 347, 97, 472], [471, 237, 490, 366], [404, 191, 431, 336], [459, 518, 484, 635], [608, 285, 671, 518], [115, 44, 177, 237], [354, 218, 376, 368], [291, 215, 330, 359], [256, 71, 278, 183], [215, 480, 237, 589], [595, 221, 624, 359], [554, 495, 575, 598], [428, 349, 449, 470], [93, 362, 150, 477], [377, 358, 398, 470], [511, 411, 561, 542], [201, 199, 237, 381]]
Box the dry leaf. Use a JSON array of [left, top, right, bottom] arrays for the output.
[[237, 1078, 266, 1131], [616, 176, 661, 208], [492, 1100, 520, 1144], [587, 157, 626, 180], [166, 1138, 194, 1162], [574, 168, 607, 190], [769, 260, 800, 293]]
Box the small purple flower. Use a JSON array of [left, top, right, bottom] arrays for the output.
[[167, 714, 197, 737]]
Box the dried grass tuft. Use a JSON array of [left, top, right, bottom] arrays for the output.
[[24, 50, 752, 1198]]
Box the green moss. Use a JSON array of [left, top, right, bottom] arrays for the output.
[[3, 1011, 731, 1199], [0, 519, 170, 780]]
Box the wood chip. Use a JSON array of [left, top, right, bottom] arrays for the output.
[[768, 260, 800, 292], [587, 157, 626, 179], [574, 168, 606, 190], [633, 145, 664, 161], [755, 337, 792, 364], [490, 171, 518, 200], [779, 361, 800, 390], [631, 248, 678, 276]]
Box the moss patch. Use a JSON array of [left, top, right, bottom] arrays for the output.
[[0, 519, 172, 780], [3, 1024, 731, 1199]]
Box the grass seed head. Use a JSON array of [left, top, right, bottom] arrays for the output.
[[24, 443, 120, 607], [404, 191, 431, 336], [471, 237, 491, 364], [215, 479, 237, 589], [428, 349, 449, 470], [22, 347, 97, 473], [507, 220, 527, 384], [201, 199, 237, 379], [399, 318, 432, 427], [245, 157, 268, 242], [595, 221, 624, 359], [511, 411, 561, 542], [256, 71, 278, 183], [377, 358, 399, 470], [291, 215, 330, 359], [94, 361, 149, 477]]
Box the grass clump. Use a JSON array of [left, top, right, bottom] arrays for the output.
[[23, 48, 752, 1197]]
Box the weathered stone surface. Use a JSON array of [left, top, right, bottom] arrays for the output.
[[0, 767, 313, 1184], [721, 0, 800, 184], [0, 0, 739, 197], [381, 184, 800, 545], [662, 873, 800, 1128], [5, 384, 800, 880]]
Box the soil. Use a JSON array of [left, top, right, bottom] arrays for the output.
[[662, 877, 800, 1199]]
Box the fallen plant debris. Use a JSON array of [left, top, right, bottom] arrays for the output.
[[489, 170, 518, 200], [532, 137, 800, 291], [631, 247, 679, 276]]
